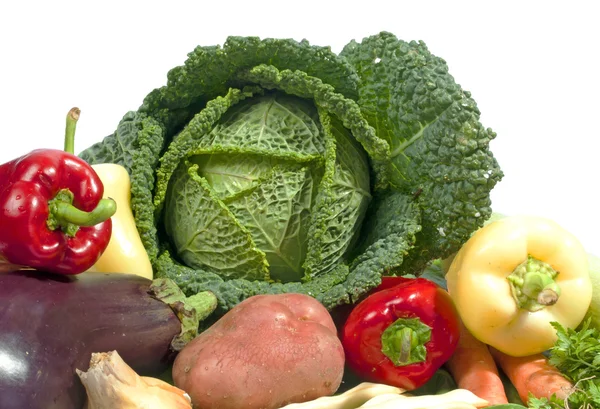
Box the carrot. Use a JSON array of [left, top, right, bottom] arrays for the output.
[[489, 347, 574, 403], [445, 320, 509, 406]]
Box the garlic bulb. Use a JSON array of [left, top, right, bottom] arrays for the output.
[[76, 351, 192, 409]]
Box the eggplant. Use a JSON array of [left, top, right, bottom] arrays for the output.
[[0, 271, 217, 409]]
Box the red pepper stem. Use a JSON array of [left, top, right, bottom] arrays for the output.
[[64, 107, 80, 154]]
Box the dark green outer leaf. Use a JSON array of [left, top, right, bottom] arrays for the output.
[[350, 190, 421, 277], [142, 36, 360, 114], [80, 112, 168, 261], [341, 31, 503, 272], [419, 259, 447, 290]]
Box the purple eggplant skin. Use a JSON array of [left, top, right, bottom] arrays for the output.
[[0, 271, 182, 409]]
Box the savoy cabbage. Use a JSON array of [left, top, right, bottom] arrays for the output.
[[79, 32, 503, 314]]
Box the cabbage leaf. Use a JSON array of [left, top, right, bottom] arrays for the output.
[[341, 32, 502, 273]]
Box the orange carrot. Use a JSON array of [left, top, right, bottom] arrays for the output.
[[489, 347, 574, 403], [445, 321, 509, 406]]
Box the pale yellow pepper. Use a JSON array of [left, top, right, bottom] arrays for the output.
[[87, 164, 153, 280], [446, 215, 592, 357]]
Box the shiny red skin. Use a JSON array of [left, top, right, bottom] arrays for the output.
[[0, 149, 111, 274], [341, 276, 461, 390]]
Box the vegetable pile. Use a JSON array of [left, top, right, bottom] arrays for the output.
[[1, 31, 599, 409], [78, 31, 503, 314]]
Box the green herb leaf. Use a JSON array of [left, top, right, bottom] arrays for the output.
[[549, 320, 600, 381], [539, 319, 600, 408]]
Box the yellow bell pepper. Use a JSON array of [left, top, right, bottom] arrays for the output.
[[445, 215, 592, 357], [87, 163, 153, 280]]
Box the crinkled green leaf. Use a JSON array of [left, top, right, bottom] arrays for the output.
[[186, 92, 323, 202], [154, 87, 261, 215], [164, 161, 269, 281], [341, 31, 503, 272], [351, 190, 421, 279], [191, 153, 277, 201], [197, 92, 324, 159], [303, 109, 371, 279], [236, 64, 390, 188], [227, 166, 315, 283], [142, 36, 360, 115]]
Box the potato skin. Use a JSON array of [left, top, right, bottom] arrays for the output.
[[172, 293, 345, 409]]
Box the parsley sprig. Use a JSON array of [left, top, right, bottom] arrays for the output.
[[528, 319, 600, 409], [549, 320, 600, 381]]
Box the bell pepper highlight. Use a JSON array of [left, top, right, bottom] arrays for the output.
[[0, 108, 116, 275], [446, 215, 592, 357], [341, 276, 460, 391]]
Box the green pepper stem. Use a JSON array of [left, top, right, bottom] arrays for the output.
[[507, 255, 561, 312], [47, 189, 117, 237], [64, 107, 80, 154], [380, 317, 431, 366], [53, 198, 117, 227]]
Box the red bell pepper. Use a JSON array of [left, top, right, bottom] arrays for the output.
[[341, 276, 461, 390], [0, 108, 116, 275]]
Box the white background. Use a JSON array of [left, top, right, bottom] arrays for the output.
[[0, 0, 598, 256]]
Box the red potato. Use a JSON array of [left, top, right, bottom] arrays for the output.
[[172, 293, 345, 409]]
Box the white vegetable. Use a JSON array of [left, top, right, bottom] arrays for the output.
[[357, 389, 489, 409], [279, 383, 489, 409], [358, 393, 409, 407], [280, 382, 404, 409]]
